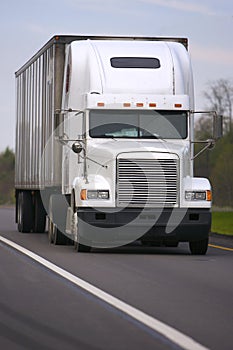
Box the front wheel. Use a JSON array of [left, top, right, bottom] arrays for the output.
[[72, 205, 91, 253], [48, 194, 68, 246], [53, 224, 67, 245], [75, 241, 92, 253], [189, 238, 209, 255], [48, 216, 54, 244]]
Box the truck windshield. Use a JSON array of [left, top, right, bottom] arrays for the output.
[[89, 110, 187, 139]]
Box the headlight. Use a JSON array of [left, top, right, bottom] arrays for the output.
[[185, 190, 211, 201], [97, 190, 109, 200], [81, 189, 109, 200]]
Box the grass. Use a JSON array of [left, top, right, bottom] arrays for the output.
[[212, 211, 233, 236]]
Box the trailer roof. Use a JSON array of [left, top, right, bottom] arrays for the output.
[[15, 35, 188, 76]]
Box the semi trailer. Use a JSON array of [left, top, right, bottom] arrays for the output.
[[15, 35, 222, 254]]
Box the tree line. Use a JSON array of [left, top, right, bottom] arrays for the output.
[[0, 147, 15, 205], [0, 79, 232, 207], [194, 79, 233, 207]]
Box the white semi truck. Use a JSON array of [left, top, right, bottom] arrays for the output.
[[15, 35, 221, 254]]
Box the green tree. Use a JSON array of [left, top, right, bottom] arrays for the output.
[[0, 148, 15, 205], [194, 115, 213, 178], [210, 143, 233, 207], [204, 79, 233, 133], [194, 79, 233, 207]]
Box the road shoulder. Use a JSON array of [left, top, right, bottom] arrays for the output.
[[209, 232, 233, 249]]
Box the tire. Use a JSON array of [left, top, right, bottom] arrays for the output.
[[73, 206, 91, 253], [53, 224, 67, 245], [49, 194, 68, 245], [48, 216, 54, 244], [75, 241, 91, 253], [165, 242, 179, 248], [17, 191, 34, 233], [189, 238, 209, 255], [33, 192, 46, 233]]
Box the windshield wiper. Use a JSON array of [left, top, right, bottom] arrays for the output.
[[104, 134, 118, 140]]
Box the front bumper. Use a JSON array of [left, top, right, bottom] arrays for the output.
[[77, 207, 211, 248]]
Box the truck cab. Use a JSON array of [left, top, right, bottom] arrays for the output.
[[59, 39, 211, 253]]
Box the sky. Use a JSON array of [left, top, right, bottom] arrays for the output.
[[0, 0, 233, 151]]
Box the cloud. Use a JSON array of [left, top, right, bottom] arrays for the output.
[[137, 0, 218, 16], [65, 0, 230, 18], [67, 0, 124, 12]]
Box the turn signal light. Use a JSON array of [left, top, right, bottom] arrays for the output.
[[206, 190, 212, 201], [80, 189, 87, 200]]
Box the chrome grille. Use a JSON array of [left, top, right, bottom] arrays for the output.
[[117, 158, 178, 207]]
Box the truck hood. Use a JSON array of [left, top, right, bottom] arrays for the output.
[[88, 139, 189, 162]]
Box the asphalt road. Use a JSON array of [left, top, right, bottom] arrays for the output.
[[0, 207, 233, 350]]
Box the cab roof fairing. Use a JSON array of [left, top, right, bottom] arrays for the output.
[[67, 40, 194, 111]]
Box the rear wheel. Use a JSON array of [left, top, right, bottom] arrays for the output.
[[17, 191, 34, 233], [189, 238, 209, 255], [33, 192, 46, 233]]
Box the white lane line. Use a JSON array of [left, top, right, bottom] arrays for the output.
[[0, 235, 209, 350]]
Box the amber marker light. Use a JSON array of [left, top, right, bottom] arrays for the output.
[[174, 103, 182, 108], [97, 102, 105, 107], [80, 189, 87, 200], [123, 103, 131, 107], [206, 190, 212, 201], [149, 103, 157, 107], [136, 103, 144, 107]]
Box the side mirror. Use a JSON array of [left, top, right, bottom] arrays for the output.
[[192, 110, 223, 159], [72, 142, 83, 154], [213, 114, 223, 140]]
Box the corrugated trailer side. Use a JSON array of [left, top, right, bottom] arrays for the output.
[[15, 37, 66, 233], [15, 39, 65, 189]]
